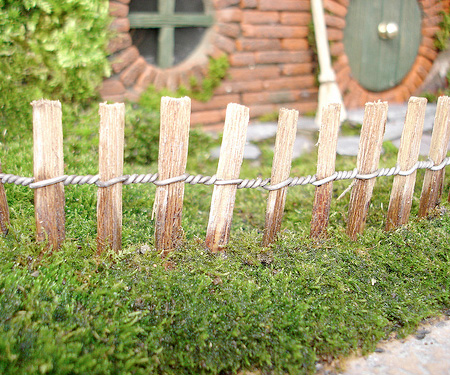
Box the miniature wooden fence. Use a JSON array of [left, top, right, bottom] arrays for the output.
[[1, 96, 450, 254]]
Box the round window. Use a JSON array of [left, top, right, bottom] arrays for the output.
[[128, 0, 213, 69]]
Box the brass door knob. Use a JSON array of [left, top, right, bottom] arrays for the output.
[[378, 22, 399, 40]]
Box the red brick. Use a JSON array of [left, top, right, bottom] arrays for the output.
[[286, 100, 319, 116], [214, 34, 236, 53], [120, 56, 147, 87], [228, 66, 281, 81], [215, 23, 241, 38], [240, 0, 258, 9], [243, 90, 302, 105], [421, 26, 441, 37], [415, 54, 433, 71], [191, 94, 241, 111], [418, 45, 438, 61], [124, 90, 140, 102], [108, 33, 132, 54], [165, 73, 180, 91], [422, 15, 443, 28], [99, 78, 126, 97], [255, 50, 311, 64], [335, 0, 349, 7], [335, 65, 351, 92], [327, 28, 343, 41], [242, 24, 309, 38], [410, 57, 430, 81], [229, 52, 256, 66], [109, 1, 128, 17], [404, 69, 424, 94], [191, 109, 226, 125], [280, 12, 311, 26], [216, 8, 242, 22], [236, 38, 282, 51], [109, 17, 130, 32], [262, 76, 316, 90], [247, 103, 278, 117], [330, 42, 345, 56], [281, 38, 309, 50], [153, 70, 169, 90], [215, 80, 264, 94], [281, 63, 313, 76], [242, 11, 279, 24], [259, 0, 310, 11], [325, 14, 346, 29], [111, 46, 139, 73], [423, 2, 444, 16], [323, 0, 347, 17], [135, 65, 157, 89], [213, 0, 240, 9]]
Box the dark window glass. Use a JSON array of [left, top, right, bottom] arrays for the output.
[[174, 27, 207, 65], [175, 0, 204, 13], [130, 29, 158, 65], [129, 0, 157, 12]]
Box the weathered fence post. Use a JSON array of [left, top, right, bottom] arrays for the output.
[[97, 102, 125, 253], [386, 97, 427, 230], [206, 103, 249, 252], [310, 103, 341, 239], [154, 97, 191, 254], [347, 101, 388, 240], [32, 99, 65, 251], [0, 161, 10, 235], [262, 108, 299, 247], [419, 96, 450, 217]]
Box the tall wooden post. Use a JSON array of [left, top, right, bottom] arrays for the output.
[[154, 97, 191, 254], [206, 103, 249, 252], [310, 103, 341, 239], [0, 161, 10, 235], [262, 108, 299, 247], [97, 103, 125, 253], [419, 96, 450, 217], [32, 99, 65, 251], [386, 97, 427, 230], [346, 101, 388, 240]]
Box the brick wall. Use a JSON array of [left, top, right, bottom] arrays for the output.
[[102, 0, 445, 129]]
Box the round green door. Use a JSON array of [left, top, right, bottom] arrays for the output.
[[343, 0, 422, 92]]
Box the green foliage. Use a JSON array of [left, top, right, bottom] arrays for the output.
[[435, 9, 450, 51], [0, 0, 111, 136], [139, 54, 230, 110], [124, 55, 228, 164]]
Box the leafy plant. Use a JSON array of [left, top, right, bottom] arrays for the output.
[[435, 9, 450, 51], [0, 0, 111, 137]]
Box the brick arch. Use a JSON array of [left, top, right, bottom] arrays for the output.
[[325, 0, 445, 108], [102, 0, 227, 102]]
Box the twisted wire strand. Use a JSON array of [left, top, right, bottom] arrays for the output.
[[1, 157, 449, 191]]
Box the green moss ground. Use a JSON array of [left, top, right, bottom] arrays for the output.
[[1, 106, 449, 374]]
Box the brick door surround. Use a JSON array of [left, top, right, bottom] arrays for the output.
[[102, 0, 445, 129]]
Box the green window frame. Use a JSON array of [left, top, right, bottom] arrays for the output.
[[128, 0, 214, 69]]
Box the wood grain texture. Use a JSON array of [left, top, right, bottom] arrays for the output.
[[386, 97, 427, 230], [205, 103, 249, 252], [346, 101, 388, 240], [262, 108, 299, 247], [32, 99, 65, 251], [97, 103, 125, 253], [419, 96, 450, 217], [154, 97, 191, 254], [0, 161, 10, 235], [310, 104, 341, 239]]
